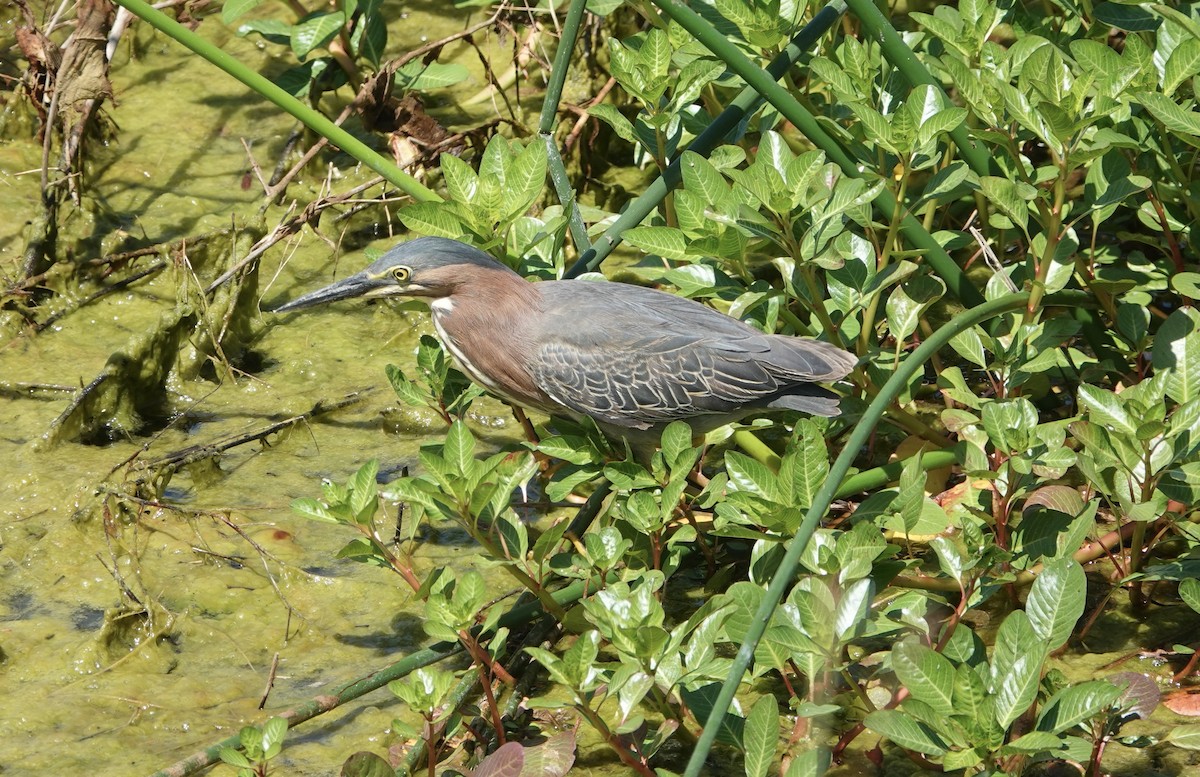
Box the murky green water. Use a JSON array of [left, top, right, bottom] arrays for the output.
[[3, 6, 1199, 777], [0, 7, 536, 775]]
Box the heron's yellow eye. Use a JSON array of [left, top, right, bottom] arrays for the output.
[[391, 266, 412, 283]]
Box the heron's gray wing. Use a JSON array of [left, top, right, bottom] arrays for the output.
[[529, 282, 855, 428]]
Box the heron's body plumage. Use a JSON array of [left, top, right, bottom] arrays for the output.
[[275, 238, 856, 443]]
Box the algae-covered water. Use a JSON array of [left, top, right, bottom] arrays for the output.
[[0, 6, 540, 774]]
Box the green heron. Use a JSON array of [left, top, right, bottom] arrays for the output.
[[274, 238, 856, 447]]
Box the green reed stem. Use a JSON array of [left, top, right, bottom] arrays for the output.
[[539, 0, 592, 255], [684, 291, 1043, 777]]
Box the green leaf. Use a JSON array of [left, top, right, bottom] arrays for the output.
[[984, 398, 1041, 453], [261, 717, 287, 755], [1152, 308, 1200, 404], [893, 452, 926, 536], [990, 611, 1046, 728], [953, 662, 989, 727], [222, 0, 266, 24], [623, 226, 693, 261], [340, 751, 394, 777], [440, 153, 478, 204], [885, 275, 945, 342], [981, 176, 1033, 233], [1085, 151, 1151, 212], [236, 18, 291, 43], [398, 202, 470, 239], [994, 649, 1046, 729], [504, 141, 548, 221], [219, 747, 253, 768], [1077, 384, 1138, 437], [1026, 557, 1086, 651], [1003, 730, 1067, 755], [1180, 578, 1200, 614], [783, 420, 828, 510], [672, 58, 725, 110], [1093, 2, 1160, 31], [1164, 39, 1200, 95], [744, 694, 779, 777], [917, 161, 977, 206], [393, 61, 470, 91], [864, 710, 949, 756], [681, 151, 730, 206], [1137, 92, 1200, 139], [680, 684, 747, 748], [291, 497, 339, 523], [726, 451, 781, 502], [443, 420, 476, 476], [948, 327, 988, 367], [834, 578, 873, 641], [1037, 680, 1122, 734], [783, 748, 831, 777], [892, 641, 956, 716], [290, 11, 345, 59], [349, 7, 386, 67], [1165, 723, 1200, 750], [589, 104, 637, 144], [1173, 272, 1200, 299]]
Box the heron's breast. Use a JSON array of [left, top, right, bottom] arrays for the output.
[[430, 300, 551, 411]]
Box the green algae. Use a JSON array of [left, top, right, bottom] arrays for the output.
[[0, 9, 529, 776]]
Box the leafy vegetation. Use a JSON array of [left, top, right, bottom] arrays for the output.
[[5, 0, 1200, 774]]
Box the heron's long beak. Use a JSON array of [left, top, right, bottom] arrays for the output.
[[271, 272, 377, 313]]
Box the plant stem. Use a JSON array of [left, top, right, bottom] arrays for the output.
[[683, 290, 1079, 777]]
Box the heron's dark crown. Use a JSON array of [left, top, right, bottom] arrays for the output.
[[366, 237, 510, 276]]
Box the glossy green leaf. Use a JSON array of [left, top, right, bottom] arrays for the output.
[[1078, 384, 1138, 437], [783, 420, 828, 510], [744, 694, 779, 777], [1164, 39, 1200, 95], [991, 611, 1046, 728], [1093, 2, 1160, 31], [783, 748, 831, 777], [893, 641, 956, 716], [681, 683, 747, 748], [1165, 723, 1200, 750], [1003, 730, 1067, 755], [994, 649, 1045, 729], [393, 60, 470, 91], [834, 578, 873, 641], [893, 452, 926, 536], [864, 710, 949, 756], [440, 154, 478, 204], [589, 104, 637, 144], [398, 202, 470, 239], [443, 421, 475, 476], [623, 226, 693, 261], [222, 0, 265, 23], [1180, 578, 1200, 614], [885, 275, 945, 342], [681, 151, 730, 206], [980, 176, 1033, 233], [1152, 308, 1200, 404], [1137, 92, 1200, 138], [1026, 557, 1086, 651], [1037, 680, 1122, 734], [504, 142, 548, 221], [290, 12, 345, 59]]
